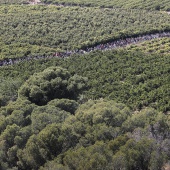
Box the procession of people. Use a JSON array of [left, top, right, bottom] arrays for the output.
[[0, 31, 170, 67]]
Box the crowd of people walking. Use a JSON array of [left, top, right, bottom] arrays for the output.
[[0, 31, 170, 67]]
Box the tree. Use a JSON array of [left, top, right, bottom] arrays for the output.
[[18, 124, 63, 169], [61, 100, 131, 148], [75, 99, 131, 127], [18, 67, 88, 105], [63, 141, 113, 170], [0, 124, 20, 148], [31, 105, 71, 134], [48, 98, 79, 115]]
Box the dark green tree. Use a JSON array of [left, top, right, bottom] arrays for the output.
[[18, 67, 88, 105]]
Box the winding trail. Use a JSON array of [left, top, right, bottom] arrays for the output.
[[0, 31, 170, 67]]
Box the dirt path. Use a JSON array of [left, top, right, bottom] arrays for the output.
[[0, 31, 170, 67]]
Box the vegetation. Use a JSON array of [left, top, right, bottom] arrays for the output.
[[41, 0, 170, 11], [18, 66, 88, 105], [126, 37, 170, 55], [0, 0, 28, 4], [0, 49, 169, 112], [1, 0, 170, 11], [61, 50, 170, 112], [0, 79, 170, 169], [1, 5, 170, 60], [0, 49, 170, 170], [0, 0, 170, 169]]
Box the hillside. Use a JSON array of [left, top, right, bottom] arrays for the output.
[[40, 0, 170, 11], [0, 5, 170, 60], [0, 0, 170, 170], [0, 0, 28, 4], [126, 37, 170, 55]]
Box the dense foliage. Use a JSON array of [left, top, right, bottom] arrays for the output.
[[1, 5, 170, 60], [41, 0, 170, 11], [18, 66, 88, 105], [1, 0, 170, 11], [126, 37, 170, 55], [0, 87, 170, 169], [63, 50, 170, 112], [0, 1, 170, 170], [0, 0, 28, 4], [0, 45, 170, 170], [0, 49, 170, 112]]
